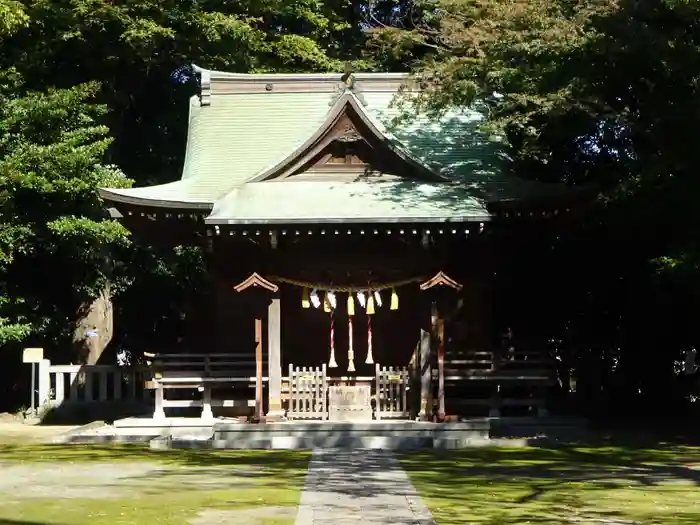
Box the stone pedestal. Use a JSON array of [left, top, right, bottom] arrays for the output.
[[328, 385, 373, 421]]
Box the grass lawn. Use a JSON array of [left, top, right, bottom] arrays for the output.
[[0, 443, 310, 525], [400, 446, 700, 525]]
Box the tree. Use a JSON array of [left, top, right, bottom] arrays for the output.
[[373, 0, 700, 414], [1, 0, 378, 186], [0, 0, 384, 365], [0, 74, 132, 353]]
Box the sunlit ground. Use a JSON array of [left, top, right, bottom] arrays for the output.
[[0, 443, 309, 525], [3, 428, 700, 525], [400, 446, 700, 525]]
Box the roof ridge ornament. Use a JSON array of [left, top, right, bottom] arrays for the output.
[[335, 120, 363, 143], [196, 66, 211, 106], [329, 72, 368, 107]]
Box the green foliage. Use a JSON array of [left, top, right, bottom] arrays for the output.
[[376, 0, 700, 278], [0, 0, 28, 37], [0, 296, 30, 345], [0, 0, 387, 372], [371, 0, 700, 411], [0, 0, 375, 192], [0, 73, 133, 344]]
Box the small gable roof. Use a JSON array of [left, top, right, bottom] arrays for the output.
[[246, 91, 446, 183]]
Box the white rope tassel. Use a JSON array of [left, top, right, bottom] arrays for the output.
[[309, 289, 321, 309], [327, 290, 337, 310]]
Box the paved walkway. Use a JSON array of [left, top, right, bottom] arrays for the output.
[[295, 449, 437, 525]]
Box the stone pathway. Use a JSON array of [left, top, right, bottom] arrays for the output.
[[295, 449, 437, 525]]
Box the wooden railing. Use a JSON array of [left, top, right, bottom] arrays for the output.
[[148, 352, 263, 419], [439, 348, 553, 417], [36, 360, 152, 409]]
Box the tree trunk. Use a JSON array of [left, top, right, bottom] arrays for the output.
[[72, 284, 114, 364]]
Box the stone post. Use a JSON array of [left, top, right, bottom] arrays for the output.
[[267, 295, 284, 418]]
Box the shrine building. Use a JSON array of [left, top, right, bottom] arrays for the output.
[[98, 67, 574, 423]]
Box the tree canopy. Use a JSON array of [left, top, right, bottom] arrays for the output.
[[370, 0, 700, 412], [1, 0, 699, 415]]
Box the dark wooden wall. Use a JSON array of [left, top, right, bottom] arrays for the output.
[[280, 283, 422, 373], [205, 230, 496, 370]]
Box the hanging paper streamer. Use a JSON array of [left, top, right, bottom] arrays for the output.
[[366, 294, 375, 315], [327, 290, 337, 310], [347, 315, 356, 372], [373, 290, 382, 308], [366, 308, 374, 365], [309, 289, 321, 309], [328, 310, 338, 368], [301, 288, 311, 308], [357, 291, 366, 309], [390, 288, 399, 310], [347, 294, 355, 316]]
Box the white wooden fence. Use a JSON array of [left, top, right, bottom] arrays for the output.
[[34, 359, 152, 409], [286, 364, 328, 420], [375, 364, 410, 419], [32, 359, 411, 421], [285, 364, 410, 420]]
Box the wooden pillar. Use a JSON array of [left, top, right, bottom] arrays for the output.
[[154, 383, 166, 420], [267, 295, 284, 419], [436, 314, 446, 421], [489, 384, 501, 417], [201, 385, 214, 420], [419, 326, 433, 420], [254, 317, 264, 422], [233, 273, 282, 422], [420, 271, 463, 423]]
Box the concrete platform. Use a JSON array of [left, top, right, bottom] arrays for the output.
[[114, 416, 222, 433], [53, 416, 223, 444], [55, 415, 589, 449], [210, 420, 490, 450]]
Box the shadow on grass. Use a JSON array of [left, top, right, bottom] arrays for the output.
[[0, 443, 310, 481], [0, 445, 308, 525], [398, 447, 700, 525]]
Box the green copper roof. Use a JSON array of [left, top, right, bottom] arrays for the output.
[[207, 180, 490, 224], [99, 70, 565, 222]]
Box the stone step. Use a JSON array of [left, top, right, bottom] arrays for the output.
[[163, 432, 493, 450]]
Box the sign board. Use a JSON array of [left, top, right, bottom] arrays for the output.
[[22, 347, 44, 364]]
